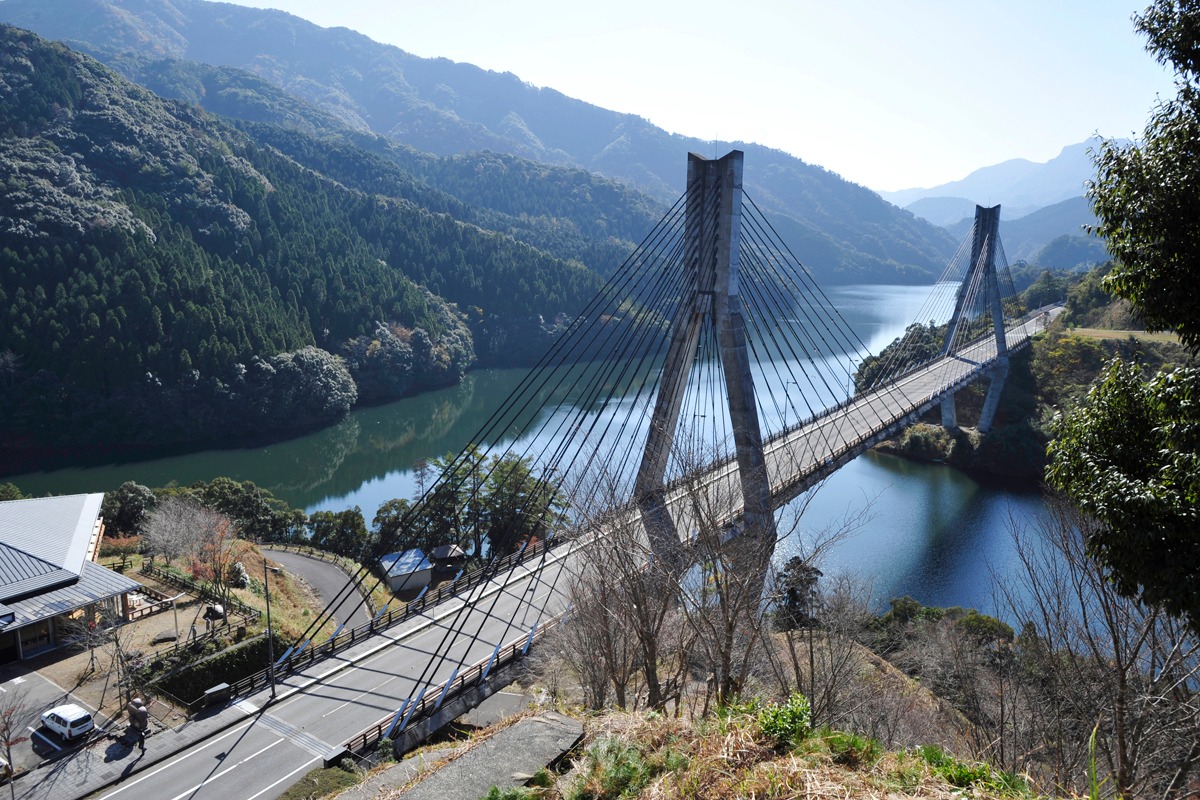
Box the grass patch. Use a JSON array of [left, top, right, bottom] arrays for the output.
[[276, 760, 361, 799], [823, 729, 882, 768], [1071, 327, 1179, 343], [917, 744, 1029, 796]]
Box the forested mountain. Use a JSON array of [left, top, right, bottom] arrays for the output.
[[0, 25, 620, 468], [945, 196, 1104, 269], [0, 0, 959, 283]]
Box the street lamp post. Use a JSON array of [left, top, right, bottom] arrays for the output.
[[263, 558, 276, 699]]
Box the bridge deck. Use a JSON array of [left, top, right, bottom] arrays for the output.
[[662, 308, 1059, 530]]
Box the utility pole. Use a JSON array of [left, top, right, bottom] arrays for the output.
[[263, 558, 276, 699]]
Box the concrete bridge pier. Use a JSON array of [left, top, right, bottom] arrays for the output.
[[976, 359, 1009, 433]]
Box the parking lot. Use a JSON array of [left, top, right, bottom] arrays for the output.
[[0, 665, 98, 775]]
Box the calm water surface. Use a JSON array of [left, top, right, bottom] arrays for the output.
[[7, 285, 1045, 614]]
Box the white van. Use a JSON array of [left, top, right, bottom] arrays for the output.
[[40, 704, 94, 741]]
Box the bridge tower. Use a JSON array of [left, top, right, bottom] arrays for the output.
[[634, 150, 776, 571], [940, 204, 1009, 433]]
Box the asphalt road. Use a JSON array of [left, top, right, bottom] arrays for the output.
[[262, 549, 372, 631]]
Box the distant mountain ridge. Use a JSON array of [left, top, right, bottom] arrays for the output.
[[0, 0, 958, 283], [880, 138, 1116, 269], [879, 139, 1109, 216]]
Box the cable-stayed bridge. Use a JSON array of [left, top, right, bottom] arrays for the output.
[[282, 150, 1053, 753], [74, 152, 1057, 800]]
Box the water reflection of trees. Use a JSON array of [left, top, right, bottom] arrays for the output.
[[267, 374, 482, 507]]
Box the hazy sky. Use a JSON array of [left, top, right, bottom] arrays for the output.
[[223, 0, 1174, 192]]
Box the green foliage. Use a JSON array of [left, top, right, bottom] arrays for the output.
[[152, 632, 283, 705], [102, 481, 156, 536], [954, 609, 1014, 644], [0, 26, 607, 464], [1047, 360, 1200, 628], [307, 507, 368, 559], [822, 729, 882, 768], [1018, 268, 1071, 308], [1088, 2, 1200, 352], [774, 556, 821, 631], [755, 693, 812, 750], [916, 745, 1028, 796], [0, 482, 26, 501], [405, 447, 564, 559], [897, 423, 953, 461], [567, 737, 659, 800], [854, 321, 945, 391]]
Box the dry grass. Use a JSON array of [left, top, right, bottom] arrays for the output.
[[552, 710, 1043, 800], [1070, 327, 1179, 344]]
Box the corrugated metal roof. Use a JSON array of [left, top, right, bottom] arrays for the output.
[[3, 561, 140, 629], [380, 549, 430, 577], [0, 494, 104, 602]]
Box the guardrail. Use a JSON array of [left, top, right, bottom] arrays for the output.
[[342, 615, 562, 755], [222, 538, 555, 701]]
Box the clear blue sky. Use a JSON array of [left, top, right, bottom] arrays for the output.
[[224, 0, 1174, 192]]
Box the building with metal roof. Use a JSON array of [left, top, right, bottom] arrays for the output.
[[0, 494, 140, 662], [379, 548, 432, 593]]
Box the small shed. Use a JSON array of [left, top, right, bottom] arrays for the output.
[[379, 549, 432, 593], [430, 544, 467, 570]]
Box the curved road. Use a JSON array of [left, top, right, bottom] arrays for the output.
[[263, 549, 372, 631]]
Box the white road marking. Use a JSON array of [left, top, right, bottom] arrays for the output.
[[99, 720, 258, 797], [29, 727, 61, 751], [244, 755, 322, 800], [164, 738, 285, 800]]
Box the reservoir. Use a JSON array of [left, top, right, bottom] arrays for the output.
[[5, 284, 1046, 615]]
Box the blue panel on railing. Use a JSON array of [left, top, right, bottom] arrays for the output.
[[373, 603, 391, 621], [434, 667, 459, 710], [275, 645, 295, 666], [398, 686, 427, 731], [384, 698, 410, 740], [523, 622, 538, 655], [327, 622, 346, 643], [481, 640, 502, 681]]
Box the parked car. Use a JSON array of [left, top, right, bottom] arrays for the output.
[[40, 704, 94, 741]]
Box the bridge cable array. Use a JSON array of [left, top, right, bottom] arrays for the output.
[[285, 183, 1027, 738]]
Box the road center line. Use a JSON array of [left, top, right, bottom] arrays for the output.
[[165, 738, 285, 800]]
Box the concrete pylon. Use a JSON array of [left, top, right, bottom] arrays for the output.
[[634, 150, 776, 571], [939, 204, 1009, 433]]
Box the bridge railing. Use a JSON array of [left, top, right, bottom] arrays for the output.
[[221, 538, 554, 702], [342, 615, 562, 755]]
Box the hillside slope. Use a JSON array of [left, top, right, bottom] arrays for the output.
[[0, 25, 610, 467], [0, 0, 959, 283]]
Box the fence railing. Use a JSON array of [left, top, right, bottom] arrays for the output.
[[342, 615, 561, 754], [126, 584, 176, 622], [223, 538, 555, 700], [140, 563, 261, 622]]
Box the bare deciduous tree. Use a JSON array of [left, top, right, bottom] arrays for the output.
[[141, 496, 204, 565], [0, 687, 29, 800], [1001, 498, 1200, 798]]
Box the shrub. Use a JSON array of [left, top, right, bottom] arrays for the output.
[[824, 729, 882, 768], [756, 693, 811, 750], [567, 737, 657, 800], [916, 744, 1027, 795]]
